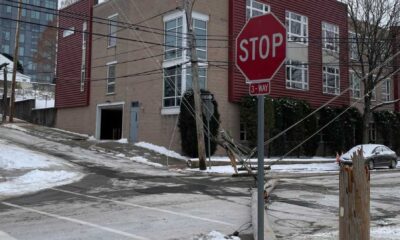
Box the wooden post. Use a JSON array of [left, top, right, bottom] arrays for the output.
[[339, 149, 370, 240]]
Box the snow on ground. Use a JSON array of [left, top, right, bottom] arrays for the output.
[[0, 170, 83, 198], [195, 231, 240, 240], [135, 141, 188, 160], [188, 163, 340, 174], [130, 156, 163, 168], [0, 140, 83, 199], [296, 226, 400, 240]]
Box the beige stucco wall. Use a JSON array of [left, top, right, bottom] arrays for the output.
[[57, 0, 240, 154]]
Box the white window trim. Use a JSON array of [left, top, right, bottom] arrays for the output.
[[106, 62, 117, 94], [349, 31, 358, 60], [246, 0, 270, 20], [349, 71, 361, 99], [107, 14, 118, 48], [381, 79, 391, 102], [322, 22, 339, 53], [161, 11, 209, 114], [323, 65, 340, 95], [286, 59, 309, 91], [286, 11, 308, 45]]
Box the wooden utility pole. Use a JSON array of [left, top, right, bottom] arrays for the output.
[[184, 0, 207, 170], [339, 149, 370, 240], [9, 0, 23, 123], [1, 64, 9, 123]]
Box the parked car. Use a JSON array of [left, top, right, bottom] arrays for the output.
[[339, 144, 398, 170]]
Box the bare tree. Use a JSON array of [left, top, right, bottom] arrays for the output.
[[33, 18, 57, 83], [345, 0, 400, 143]]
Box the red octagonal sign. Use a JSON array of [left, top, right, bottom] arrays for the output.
[[236, 13, 286, 83]]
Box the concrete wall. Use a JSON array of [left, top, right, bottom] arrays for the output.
[[31, 108, 57, 127]]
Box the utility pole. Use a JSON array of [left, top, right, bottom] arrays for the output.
[[184, 0, 207, 170], [9, 0, 23, 123], [339, 150, 370, 240], [1, 63, 9, 123]]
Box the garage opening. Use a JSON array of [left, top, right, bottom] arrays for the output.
[[100, 108, 123, 140]]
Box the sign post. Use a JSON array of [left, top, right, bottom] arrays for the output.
[[235, 13, 286, 240]]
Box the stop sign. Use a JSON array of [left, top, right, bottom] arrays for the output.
[[236, 13, 286, 83]]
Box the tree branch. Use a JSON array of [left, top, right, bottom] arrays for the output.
[[370, 99, 400, 111]]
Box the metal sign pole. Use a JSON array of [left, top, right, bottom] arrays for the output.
[[257, 95, 265, 240]]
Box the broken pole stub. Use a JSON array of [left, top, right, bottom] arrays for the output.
[[339, 149, 370, 240]]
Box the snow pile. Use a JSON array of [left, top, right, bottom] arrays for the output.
[[130, 156, 163, 167], [0, 140, 84, 199], [196, 231, 240, 240], [135, 142, 188, 160], [0, 170, 84, 197], [0, 144, 60, 170], [270, 163, 339, 172], [117, 138, 128, 144]]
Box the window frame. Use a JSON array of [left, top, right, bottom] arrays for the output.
[[349, 71, 361, 99], [107, 14, 118, 48], [285, 59, 309, 90], [322, 22, 339, 52], [349, 31, 358, 60], [323, 65, 340, 95], [106, 61, 117, 94], [286, 11, 308, 45], [381, 79, 391, 102], [246, 0, 270, 20], [162, 11, 209, 114]]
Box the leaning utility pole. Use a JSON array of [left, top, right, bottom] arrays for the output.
[[184, 0, 207, 170], [1, 63, 9, 123], [9, 0, 23, 123], [339, 150, 370, 240]]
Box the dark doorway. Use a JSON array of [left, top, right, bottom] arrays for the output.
[[100, 108, 123, 140]]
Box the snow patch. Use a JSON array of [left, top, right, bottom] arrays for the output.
[[0, 170, 84, 197], [195, 231, 240, 240], [135, 142, 188, 160], [130, 156, 163, 168], [0, 144, 60, 170], [117, 138, 128, 144], [3, 124, 29, 133]]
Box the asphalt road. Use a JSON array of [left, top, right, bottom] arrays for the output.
[[0, 126, 254, 240], [267, 169, 400, 239]]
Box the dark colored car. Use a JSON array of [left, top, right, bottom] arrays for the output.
[[339, 144, 398, 170]]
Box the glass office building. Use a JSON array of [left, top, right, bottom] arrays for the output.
[[0, 0, 57, 83]]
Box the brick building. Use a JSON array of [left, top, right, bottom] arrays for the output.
[[55, 0, 399, 153]]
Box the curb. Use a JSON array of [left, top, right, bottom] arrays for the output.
[[251, 179, 278, 240]]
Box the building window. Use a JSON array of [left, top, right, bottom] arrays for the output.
[[369, 122, 376, 143], [63, 27, 75, 37], [80, 68, 86, 92], [82, 22, 87, 50], [164, 16, 183, 60], [2, 45, 10, 54], [349, 31, 358, 60], [108, 14, 118, 47], [246, 0, 270, 20], [162, 11, 208, 111], [350, 71, 361, 99], [381, 79, 391, 102], [286, 60, 308, 90], [240, 122, 247, 141], [186, 67, 207, 90], [323, 65, 340, 95], [31, 10, 40, 19], [163, 66, 182, 108], [322, 22, 339, 52], [18, 47, 24, 56], [286, 11, 308, 45], [107, 63, 116, 94], [193, 19, 207, 60]]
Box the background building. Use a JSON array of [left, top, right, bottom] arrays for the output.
[[0, 0, 58, 83]]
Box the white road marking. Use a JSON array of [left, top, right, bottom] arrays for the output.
[[51, 187, 234, 226], [1, 202, 149, 240]]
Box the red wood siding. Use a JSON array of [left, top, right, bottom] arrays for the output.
[[55, 0, 93, 108], [229, 0, 350, 108]]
